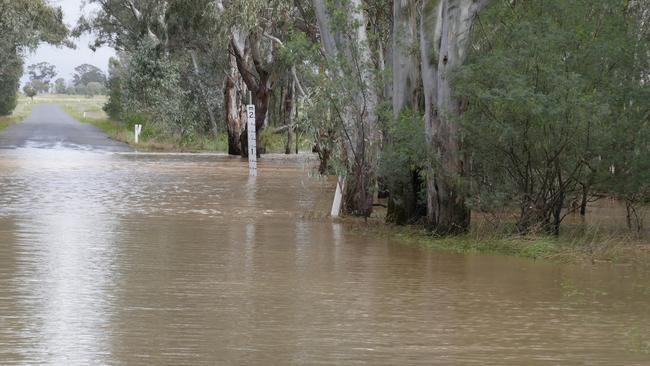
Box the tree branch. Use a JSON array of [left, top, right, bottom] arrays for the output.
[[471, 0, 492, 16], [230, 38, 259, 92]]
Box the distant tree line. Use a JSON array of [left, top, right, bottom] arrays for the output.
[[23, 62, 108, 99]]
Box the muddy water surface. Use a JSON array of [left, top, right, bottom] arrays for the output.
[[0, 148, 649, 365]]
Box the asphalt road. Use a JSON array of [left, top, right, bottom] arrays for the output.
[[0, 104, 131, 152]]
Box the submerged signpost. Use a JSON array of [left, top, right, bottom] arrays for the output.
[[246, 104, 257, 177]]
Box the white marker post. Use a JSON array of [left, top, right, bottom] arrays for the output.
[[134, 124, 142, 144], [246, 105, 257, 176], [330, 176, 345, 217]]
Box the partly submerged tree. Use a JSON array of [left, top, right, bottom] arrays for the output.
[[454, 0, 650, 235], [311, 0, 383, 216], [417, 0, 491, 234]]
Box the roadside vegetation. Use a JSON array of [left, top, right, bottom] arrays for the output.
[[0, 97, 33, 132], [1, 0, 649, 265], [376, 221, 650, 266], [330, 193, 648, 266]]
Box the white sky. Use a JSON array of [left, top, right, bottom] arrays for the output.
[[21, 0, 116, 86]]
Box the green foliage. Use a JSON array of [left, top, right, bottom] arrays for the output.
[[381, 109, 429, 224], [27, 62, 57, 92], [72, 64, 106, 86], [54, 78, 66, 94], [0, 54, 21, 116], [0, 0, 68, 115], [22, 84, 37, 99], [453, 0, 650, 234], [84, 82, 105, 97], [381, 109, 427, 190], [0, 86, 18, 116], [104, 57, 124, 119], [121, 42, 202, 139]]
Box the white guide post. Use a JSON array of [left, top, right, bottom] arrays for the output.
[[330, 176, 345, 217], [246, 104, 257, 176], [134, 124, 142, 144]]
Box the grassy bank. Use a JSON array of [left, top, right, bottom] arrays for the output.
[[374, 225, 650, 265], [351, 201, 650, 266], [345, 209, 650, 269]]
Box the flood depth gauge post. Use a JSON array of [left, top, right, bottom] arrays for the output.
[[247, 104, 257, 177]]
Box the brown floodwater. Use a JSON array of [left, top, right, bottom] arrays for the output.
[[0, 148, 648, 365]]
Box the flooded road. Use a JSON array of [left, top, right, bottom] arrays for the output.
[[0, 105, 130, 151], [0, 147, 649, 364]]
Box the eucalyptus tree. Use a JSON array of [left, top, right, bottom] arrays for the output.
[[311, 0, 383, 216], [383, 0, 490, 228], [418, 0, 491, 234], [27, 62, 57, 93], [72, 64, 107, 86], [166, 0, 224, 135], [54, 78, 66, 94], [78, 0, 223, 138], [76, 0, 170, 51], [385, 0, 425, 224], [218, 0, 304, 156], [0, 0, 69, 115]]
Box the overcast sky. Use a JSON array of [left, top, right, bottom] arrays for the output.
[[21, 0, 116, 85]]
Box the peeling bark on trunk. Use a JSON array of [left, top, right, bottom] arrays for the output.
[[224, 49, 243, 156], [420, 0, 490, 234], [393, 0, 421, 115], [388, 0, 426, 224], [231, 30, 274, 158], [312, 0, 382, 217], [283, 78, 295, 154]]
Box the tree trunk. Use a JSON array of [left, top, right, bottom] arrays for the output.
[[419, 0, 490, 234], [388, 0, 425, 224], [393, 0, 421, 115], [284, 78, 295, 154], [580, 184, 588, 216], [231, 30, 274, 158], [294, 95, 300, 154], [312, 0, 382, 217], [224, 49, 243, 156]]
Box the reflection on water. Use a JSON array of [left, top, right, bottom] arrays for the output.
[[0, 148, 649, 365]]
